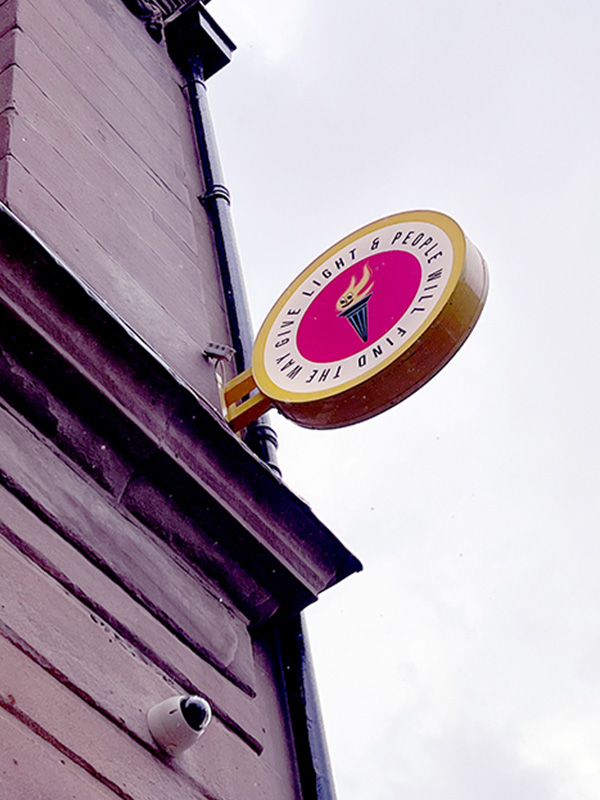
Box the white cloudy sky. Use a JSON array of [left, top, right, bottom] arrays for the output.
[[206, 1, 600, 797]]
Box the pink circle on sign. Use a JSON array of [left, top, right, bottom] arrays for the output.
[[296, 251, 422, 363]]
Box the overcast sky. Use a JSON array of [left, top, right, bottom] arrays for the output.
[[205, 2, 600, 797]]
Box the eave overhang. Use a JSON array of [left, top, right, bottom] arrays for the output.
[[0, 207, 361, 629]]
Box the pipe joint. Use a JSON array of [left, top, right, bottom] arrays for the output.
[[182, 76, 207, 95], [201, 184, 231, 206]]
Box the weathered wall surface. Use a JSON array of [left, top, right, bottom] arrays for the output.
[[0, 1, 361, 796], [0, 202, 362, 798], [0, 0, 230, 407], [0, 222, 313, 799], [0, 0, 303, 795], [0, 486, 299, 800]]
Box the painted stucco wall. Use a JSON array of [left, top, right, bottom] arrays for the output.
[[0, 1, 310, 796], [0, 212, 309, 799], [0, 0, 232, 409]]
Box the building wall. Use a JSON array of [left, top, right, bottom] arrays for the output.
[[0, 212, 312, 799], [0, 488, 298, 800], [0, 2, 361, 797], [0, 0, 230, 407]]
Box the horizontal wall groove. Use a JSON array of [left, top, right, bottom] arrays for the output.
[[0, 685, 220, 800], [0, 518, 264, 754], [0, 693, 139, 800], [0, 461, 257, 699]]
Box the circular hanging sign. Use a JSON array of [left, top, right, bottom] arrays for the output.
[[251, 210, 488, 429]]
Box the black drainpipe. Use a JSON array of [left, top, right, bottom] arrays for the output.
[[277, 614, 339, 800], [166, 9, 279, 474], [165, 9, 338, 800]]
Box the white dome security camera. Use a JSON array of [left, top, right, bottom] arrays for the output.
[[147, 695, 212, 756]]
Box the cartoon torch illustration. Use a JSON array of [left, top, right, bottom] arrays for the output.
[[336, 264, 374, 342]]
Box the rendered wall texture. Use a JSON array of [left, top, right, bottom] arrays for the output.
[[0, 214, 309, 799], [0, 0, 232, 408], [0, 2, 361, 796], [0, 0, 300, 796]]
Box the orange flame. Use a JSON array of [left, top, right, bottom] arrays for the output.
[[336, 264, 374, 312]]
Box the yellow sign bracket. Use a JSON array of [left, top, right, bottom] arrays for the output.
[[223, 368, 273, 432]]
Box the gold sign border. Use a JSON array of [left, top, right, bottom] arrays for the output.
[[251, 210, 487, 429]]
